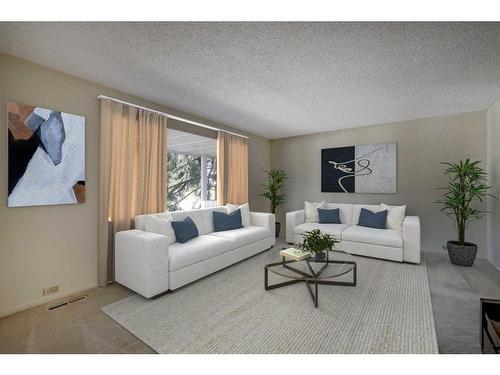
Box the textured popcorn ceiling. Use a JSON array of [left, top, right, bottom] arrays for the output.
[[1, 22, 499, 139]]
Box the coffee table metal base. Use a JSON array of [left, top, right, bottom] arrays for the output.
[[264, 258, 357, 308]]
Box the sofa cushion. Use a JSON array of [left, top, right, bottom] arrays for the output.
[[168, 207, 228, 235], [304, 201, 325, 223], [209, 226, 272, 248], [358, 208, 388, 229], [342, 225, 403, 248], [381, 203, 406, 231], [197, 207, 227, 234], [318, 208, 341, 224], [168, 235, 234, 271], [171, 216, 199, 243], [324, 203, 353, 224], [294, 223, 350, 240], [227, 203, 251, 227], [144, 213, 176, 245], [351, 204, 382, 225], [170, 209, 207, 235], [342, 240, 403, 262], [213, 209, 243, 232]]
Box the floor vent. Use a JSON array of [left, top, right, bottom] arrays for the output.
[[47, 295, 88, 311], [68, 295, 87, 304], [47, 302, 68, 311]]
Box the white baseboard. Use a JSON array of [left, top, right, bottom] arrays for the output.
[[489, 257, 500, 273], [0, 283, 98, 318]]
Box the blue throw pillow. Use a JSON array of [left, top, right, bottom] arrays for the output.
[[358, 208, 388, 229], [171, 216, 199, 243], [213, 209, 243, 232], [318, 208, 341, 224]]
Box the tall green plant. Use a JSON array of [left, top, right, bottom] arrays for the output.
[[260, 169, 288, 214], [435, 158, 493, 245]]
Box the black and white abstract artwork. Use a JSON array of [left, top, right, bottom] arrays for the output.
[[8, 101, 85, 207], [321, 143, 396, 193]]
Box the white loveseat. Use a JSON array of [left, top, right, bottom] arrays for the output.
[[115, 207, 275, 298], [286, 203, 420, 264]]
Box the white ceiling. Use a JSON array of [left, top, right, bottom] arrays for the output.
[[167, 128, 216, 157], [1, 22, 499, 139]]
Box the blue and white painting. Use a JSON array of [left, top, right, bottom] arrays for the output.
[[8, 101, 85, 207], [321, 143, 396, 193]]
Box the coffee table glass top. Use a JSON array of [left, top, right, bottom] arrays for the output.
[[265, 248, 355, 282], [264, 247, 357, 308]]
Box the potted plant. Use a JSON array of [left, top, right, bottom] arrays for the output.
[[436, 158, 494, 267], [302, 229, 339, 262], [261, 169, 288, 237]]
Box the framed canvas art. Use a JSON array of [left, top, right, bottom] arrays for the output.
[[7, 101, 85, 207], [321, 143, 396, 193]]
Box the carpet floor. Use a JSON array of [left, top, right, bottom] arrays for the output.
[[101, 246, 438, 354]]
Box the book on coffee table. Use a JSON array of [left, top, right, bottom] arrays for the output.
[[280, 247, 311, 261]]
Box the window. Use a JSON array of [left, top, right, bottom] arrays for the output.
[[167, 129, 217, 211]]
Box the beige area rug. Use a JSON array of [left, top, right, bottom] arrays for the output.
[[102, 246, 438, 353]]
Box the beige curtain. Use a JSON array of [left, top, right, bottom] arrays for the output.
[[98, 99, 167, 286], [216, 131, 249, 205]]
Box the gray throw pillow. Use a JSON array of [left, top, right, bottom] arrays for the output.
[[213, 209, 243, 232], [318, 208, 341, 224], [358, 208, 387, 229], [171, 216, 199, 243]]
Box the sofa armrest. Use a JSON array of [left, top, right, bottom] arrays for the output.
[[286, 209, 305, 243], [115, 229, 170, 298], [250, 212, 275, 236], [403, 216, 421, 264]]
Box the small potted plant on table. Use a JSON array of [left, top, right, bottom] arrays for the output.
[[436, 158, 494, 267], [302, 229, 339, 262]]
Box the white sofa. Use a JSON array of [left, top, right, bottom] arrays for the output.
[[286, 203, 420, 264], [115, 207, 275, 298]]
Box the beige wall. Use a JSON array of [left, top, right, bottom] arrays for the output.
[[248, 136, 272, 212], [487, 99, 500, 271], [0, 53, 270, 316], [271, 112, 488, 255]]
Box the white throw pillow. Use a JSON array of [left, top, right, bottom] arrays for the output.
[[304, 201, 326, 223], [144, 213, 176, 245], [227, 202, 251, 227], [381, 203, 406, 231]]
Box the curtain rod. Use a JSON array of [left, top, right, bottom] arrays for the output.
[[97, 95, 249, 139]]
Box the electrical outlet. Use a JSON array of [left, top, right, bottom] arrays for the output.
[[43, 285, 59, 296]]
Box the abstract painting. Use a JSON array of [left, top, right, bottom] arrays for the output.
[[321, 143, 396, 193], [8, 101, 85, 207]]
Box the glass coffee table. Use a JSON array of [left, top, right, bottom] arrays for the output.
[[264, 248, 357, 308]]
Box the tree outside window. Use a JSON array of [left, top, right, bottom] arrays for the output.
[[167, 152, 216, 211]]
